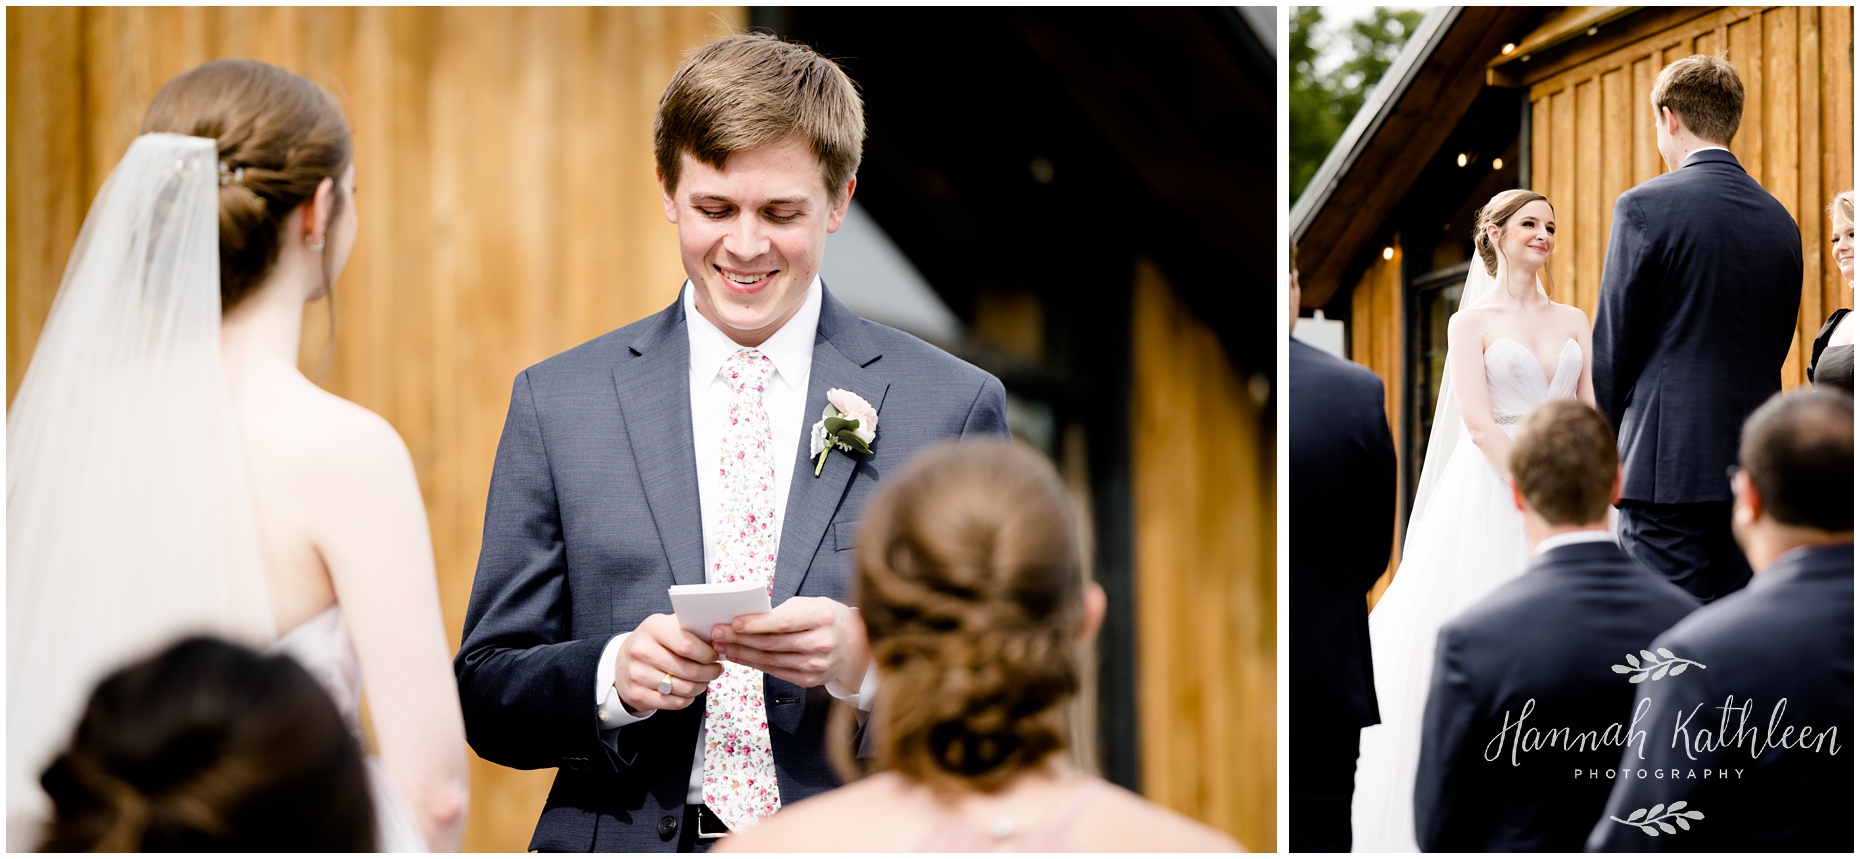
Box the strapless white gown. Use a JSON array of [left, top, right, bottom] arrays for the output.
[[270, 606, 428, 852], [1350, 337, 1584, 852]]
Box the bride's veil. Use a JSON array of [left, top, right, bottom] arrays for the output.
[[6, 133, 273, 840], [1402, 258, 1501, 545]]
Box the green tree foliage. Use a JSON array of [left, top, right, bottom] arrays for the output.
[[1291, 6, 1427, 204]]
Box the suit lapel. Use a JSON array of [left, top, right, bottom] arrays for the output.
[[612, 296, 708, 587], [773, 290, 887, 604]]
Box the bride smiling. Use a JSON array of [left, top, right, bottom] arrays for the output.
[[1350, 189, 1595, 852]]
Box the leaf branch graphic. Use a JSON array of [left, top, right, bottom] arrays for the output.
[[1609, 801, 1704, 836], [1610, 648, 1705, 683]]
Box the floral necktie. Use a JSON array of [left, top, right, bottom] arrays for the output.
[[701, 349, 781, 830]]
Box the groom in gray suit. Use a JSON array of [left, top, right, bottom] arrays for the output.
[[454, 34, 1007, 851]]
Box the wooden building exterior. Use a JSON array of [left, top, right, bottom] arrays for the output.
[[9, 7, 1275, 850], [1294, 6, 1853, 592]]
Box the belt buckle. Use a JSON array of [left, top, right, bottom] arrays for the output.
[[696, 805, 731, 841]]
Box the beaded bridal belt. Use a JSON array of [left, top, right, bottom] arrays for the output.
[[1493, 413, 1523, 425]]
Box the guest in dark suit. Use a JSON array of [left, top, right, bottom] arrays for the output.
[[1592, 55, 1803, 602], [1413, 400, 1699, 852], [454, 34, 1008, 852], [1587, 389, 1852, 852], [1288, 251, 1397, 852], [1807, 190, 1853, 394]]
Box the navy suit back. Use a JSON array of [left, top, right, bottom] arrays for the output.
[[1414, 540, 1700, 851], [1289, 338, 1396, 732], [1586, 544, 1853, 852], [1592, 149, 1802, 504]]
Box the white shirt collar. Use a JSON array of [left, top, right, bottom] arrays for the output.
[[683, 275, 823, 392], [1532, 528, 1617, 557]]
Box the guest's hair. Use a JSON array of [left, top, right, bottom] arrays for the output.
[[1738, 389, 1854, 532], [1509, 400, 1619, 526], [140, 59, 353, 313], [851, 441, 1085, 794], [654, 32, 864, 201], [1831, 190, 1854, 232], [1472, 189, 1556, 292], [38, 637, 375, 852], [1650, 55, 1744, 145]]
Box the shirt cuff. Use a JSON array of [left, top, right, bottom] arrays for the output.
[[824, 659, 879, 712], [596, 632, 654, 732]]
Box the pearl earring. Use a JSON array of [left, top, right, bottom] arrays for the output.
[[307, 235, 325, 251]]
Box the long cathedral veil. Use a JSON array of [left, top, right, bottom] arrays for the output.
[[6, 134, 273, 842]]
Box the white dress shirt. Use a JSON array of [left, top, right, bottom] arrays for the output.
[[592, 277, 876, 804], [1531, 528, 1617, 557]]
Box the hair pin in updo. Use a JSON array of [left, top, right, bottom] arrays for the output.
[[217, 160, 245, 187]]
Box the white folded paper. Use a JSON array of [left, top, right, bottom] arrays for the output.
[[668, 580, 772, 640]]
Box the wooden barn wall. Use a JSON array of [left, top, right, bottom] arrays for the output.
[[1348, 243, 1405, 608], [1132, 259, 1275, 850], [7, 7, 746, 851], [1527, 6, 1855, 388]]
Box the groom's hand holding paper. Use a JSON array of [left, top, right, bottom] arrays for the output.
[[712, 595, 871, 690], [611, 613, 723, 713]]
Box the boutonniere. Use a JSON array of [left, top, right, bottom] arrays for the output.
[[810, 388, 877, 477]]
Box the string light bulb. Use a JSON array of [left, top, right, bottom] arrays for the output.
[[1502, 43, 1516, 55], [1457, 153, 1469, 167], [1383, 246, 1395, 261], [1493, 157, 1504, 170]]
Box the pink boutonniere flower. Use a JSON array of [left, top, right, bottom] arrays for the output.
[[810, 388, 877, 477]]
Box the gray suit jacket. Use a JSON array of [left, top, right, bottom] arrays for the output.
[[454, 285, 1008, 851]]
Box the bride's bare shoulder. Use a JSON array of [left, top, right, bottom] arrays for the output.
[[236, 371, 413, 484], [1551, 300, 1593, 332]]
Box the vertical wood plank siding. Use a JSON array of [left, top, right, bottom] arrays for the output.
[[7, 8, 745, 851], [1528, 6, 1854, 387], [1132, 259, 1276, 850]]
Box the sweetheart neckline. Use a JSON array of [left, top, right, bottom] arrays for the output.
[[1487, 337, 1580, 389]]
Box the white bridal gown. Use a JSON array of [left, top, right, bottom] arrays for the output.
[[1350, 337, 1584, 853], [272, 606, 429, 852]]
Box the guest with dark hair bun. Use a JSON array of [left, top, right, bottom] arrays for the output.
[[719, 441, 1240, 852], [38, 636, 375, 852]]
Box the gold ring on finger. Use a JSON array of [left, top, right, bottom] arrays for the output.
[[657, 672, 673, 696]]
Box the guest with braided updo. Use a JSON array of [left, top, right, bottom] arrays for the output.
[[720, 441, 1240, 852], [38, 637, 375, 851]]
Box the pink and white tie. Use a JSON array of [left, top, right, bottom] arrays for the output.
[[702, 349, 781, 830]]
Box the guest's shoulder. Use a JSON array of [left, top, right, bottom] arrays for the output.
[[1076, 780, 1244, 851], [714, 773, 918, 852]]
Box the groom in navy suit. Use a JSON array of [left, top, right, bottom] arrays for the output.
[[1413, 400, 1699, 852], [454, 34, 1007, 851], [1592, 55, 1802, 602]]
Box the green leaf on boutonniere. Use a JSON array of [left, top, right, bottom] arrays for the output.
[[839, 433, 872, 455], [823, 416, 852, 436], [822, 403, 839, 420]]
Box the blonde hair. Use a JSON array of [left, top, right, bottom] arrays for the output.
[[846, 441, 1085, 794], [654, 33, 865, 200], [1830, 190, 1854, 232]]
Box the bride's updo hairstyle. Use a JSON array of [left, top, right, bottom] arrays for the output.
[[37, 637, 374, 851], [852, 441, 1087, 794], [139, 59, 352, 312], [1472, 189, 1556, 293]]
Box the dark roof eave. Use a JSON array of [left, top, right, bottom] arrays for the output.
[[1291, 6, 1461, 238]]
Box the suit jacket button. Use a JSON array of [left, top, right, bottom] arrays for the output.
[[658, 815, 678, 839]]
